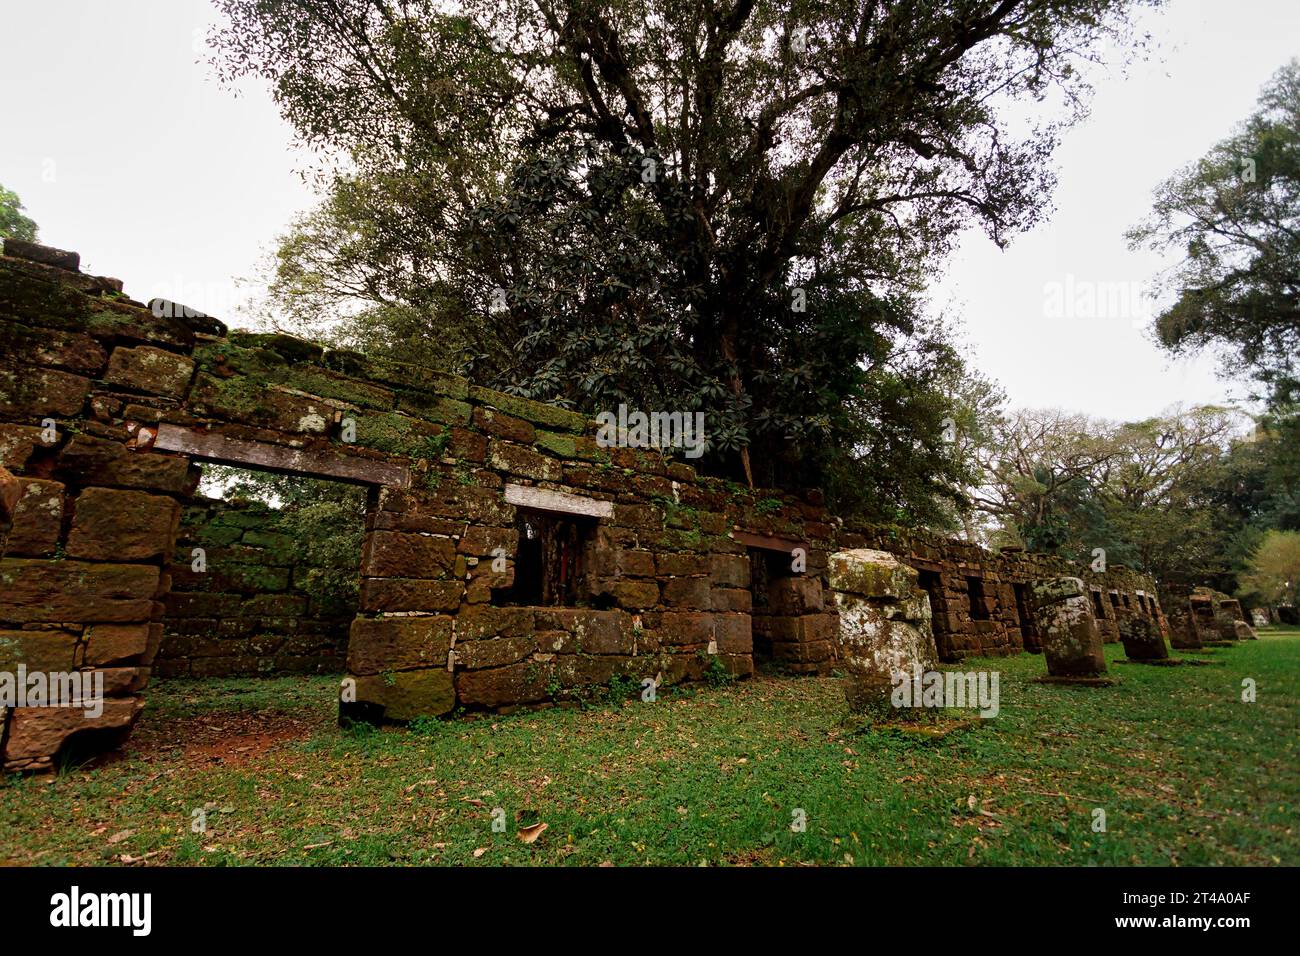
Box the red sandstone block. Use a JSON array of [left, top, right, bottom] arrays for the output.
[[654, 611, 715, 646], [486, 440, 560, 481], [94, 666, 150, 696], [449, 427, 488, 463], [473, 406, 535, 443], [360, 530, 456, 579], [454, 660, 551, 708], [366, 510, 464, 536], [1, 699, 143, 767], [612, 579, 659, 609], [770, 639, 834, 663], [66, 487, 179, 562], [766, 576, 823, 614], [561, 654, 644, 688], [5, 478, 63, 556], [0, 425, 45, 471], [0, 627, 78, 671], [720, 654, 754, 678], [104, 345, 195, 396], [661, 575, 710, 609], [0, 319, 107, 375], [0, 558, 159, 623], [714, 614, 752, 654], [56, 434, 195, 494], [347, 616, 453, 675], [0, 364, 91, 419], [457, 524, 518, 557], [656, 552, 707, 576], [612, 549, 656, 577], [709, 553, 751, 588], [82, 623, 151, 666], [662, 653, 708, 685], [453, 604, 536, 642], [360, 578, 464, 613], [535, 608, 637, 654], [611, 503, 660, 529], [711, 587, 753, 612], [454, 634, 536, 670]]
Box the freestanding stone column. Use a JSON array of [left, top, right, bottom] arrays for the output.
[[1030, 577, 1108, 679], [1117, 614, 1169, 661], [828, 549, 938, 712]]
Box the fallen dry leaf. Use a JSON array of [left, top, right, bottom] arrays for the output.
[[517, 822, 548, 844]]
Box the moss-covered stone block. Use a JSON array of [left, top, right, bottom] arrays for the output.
[[535, 430, 577, 458], [469, 385, 587, 433], [353, 668, 455, 720]]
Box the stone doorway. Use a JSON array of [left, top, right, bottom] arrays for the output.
[[743, 539, 834, 675], [1014, 581, 1041, 652], [158, 463, 368, 679]]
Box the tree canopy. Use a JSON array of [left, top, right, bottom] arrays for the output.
[[1129, 59, 1300, 411], [212, 0, 1151, 501], [0, 184, 38, 243], [966, 402, 1297, 596]]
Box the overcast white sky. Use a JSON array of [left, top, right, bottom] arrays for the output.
[[2, 0, 1296, 422]]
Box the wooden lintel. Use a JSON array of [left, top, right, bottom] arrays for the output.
[[152, 424, 411, 488], [731, 530, 805, 553], [504, 483, 612, 519]]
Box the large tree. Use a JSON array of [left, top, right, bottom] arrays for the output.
[[214, 0, 1150, 489], [1239, 530, 1300, 609], [967, 407, 1121, 554], [1128, 59, 1300, 411]]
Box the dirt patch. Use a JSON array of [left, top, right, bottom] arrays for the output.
[[119, 710, 323, 768]]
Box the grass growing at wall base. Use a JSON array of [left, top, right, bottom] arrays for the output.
[[1, 632, 1296, 866]]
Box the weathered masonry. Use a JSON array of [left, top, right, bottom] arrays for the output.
[[0, 239, 1169, 771], [839, 526, 1170, 662], [0, 240, 837, 769]]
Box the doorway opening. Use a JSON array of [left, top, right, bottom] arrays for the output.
[[966, 575, 991, 621], [1090, 588, 1106, 620], [1015, 582, 1041, 651], [160, 463, 367, 679]]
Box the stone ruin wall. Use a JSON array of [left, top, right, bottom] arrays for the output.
[[1159, 583, 1257, 649], [0, 239, 839, 769], [157, 497, 358, 678], [839, 524, 1168, 663], [0, 237, 1177, 770]]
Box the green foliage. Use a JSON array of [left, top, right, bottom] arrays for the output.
[[0, 183, 38, 242], [1129, 59, 1300, 411], [700, 652, 735, 688], [1240, 530, 1300, 607], [211, 0, 1146, 496], [605, 673, 640, 705], [407, 715, 445, 736], [969, 403, 1299, 593], [200, 465, 366, 615], [5, 638, 1298, 866]]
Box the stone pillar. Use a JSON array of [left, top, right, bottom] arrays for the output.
[[828, 549, 937, 713], [1117, 614, 1169, 661], [1030, 577, 1107, 679]]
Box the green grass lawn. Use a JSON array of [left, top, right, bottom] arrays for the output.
[[2, 630, 1296, 866]]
